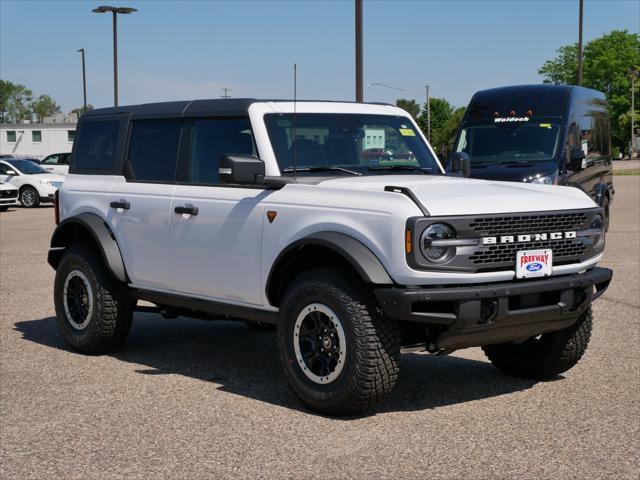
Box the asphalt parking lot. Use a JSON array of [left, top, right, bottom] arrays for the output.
[[1, 177, 638, 479]]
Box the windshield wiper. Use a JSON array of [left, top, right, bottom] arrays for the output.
[[368, 165, 431, 174], [283, 166, 362, 176]]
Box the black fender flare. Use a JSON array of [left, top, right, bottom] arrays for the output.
[[266, 231, 394, 305], [48, 212, 128, 282], [593, 182, 610, 206]]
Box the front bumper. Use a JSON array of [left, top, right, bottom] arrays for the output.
[[375, 267, 612, 350]]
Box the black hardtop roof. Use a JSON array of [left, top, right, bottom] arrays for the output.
[[464, 84, 606, 121], [85, 98, 392, 118]]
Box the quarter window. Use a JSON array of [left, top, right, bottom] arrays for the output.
[[6, 131, 16, 143], [126, 120, 181, 182], [74, 120, 119, 171], [32, 130, 42, 142], [188, 118, 255, 185], [67, 130, 75, 142]]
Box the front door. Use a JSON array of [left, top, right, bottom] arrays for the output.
[[106, 119, 182, 290], [170, 117, 266, 305]]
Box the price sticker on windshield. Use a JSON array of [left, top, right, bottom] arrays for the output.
[[399, 128, 415, 136], [516, 249, 553, 279]]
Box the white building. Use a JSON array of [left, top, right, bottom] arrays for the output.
[[0, 121, 77, 159]]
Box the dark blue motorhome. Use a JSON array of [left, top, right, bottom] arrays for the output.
[[451, 84, 614, 228]]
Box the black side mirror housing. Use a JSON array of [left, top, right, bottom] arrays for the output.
[[450, 152, 471, 178], [569, 149, 587, 171], [219, 154, 265, 184]]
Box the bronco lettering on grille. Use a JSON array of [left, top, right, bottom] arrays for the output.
[[481, 231, 577, 245]]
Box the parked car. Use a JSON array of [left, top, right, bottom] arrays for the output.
[[48, 99, 611, 415], [41, 152, 71, 175], [0, 159, 64, 207], [0, 182, 19, 211], [450, 84, 614, 229]]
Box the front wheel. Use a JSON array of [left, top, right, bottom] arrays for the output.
[[278, 267, 400, 416], [483, 308, 593, 379], [20, 186, 40, 208]]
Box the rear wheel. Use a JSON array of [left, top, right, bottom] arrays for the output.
[[20, 186, 40, 208], [54, 244, 134, 353], [483, 308, 592, 379], [278, 267, 400, 415]]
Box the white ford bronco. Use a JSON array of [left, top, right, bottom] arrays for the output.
[[49, 99, 612, 415]]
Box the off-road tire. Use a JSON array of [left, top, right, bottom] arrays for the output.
[[54, 243, 134, 353], [483, 308, 593, 379], [19, 186, 40, 208], [0, 206, 8, 212], [278, 267, 401, 416]]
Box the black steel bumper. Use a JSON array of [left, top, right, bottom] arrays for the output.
[[375, 267, 612, 350]]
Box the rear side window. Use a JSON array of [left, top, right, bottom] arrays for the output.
[[189, 117, 254, 185], [126, 120, 181, 182], [74, 121, 119, 171]]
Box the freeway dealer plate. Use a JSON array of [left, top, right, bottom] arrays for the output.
[[516, 249, 553, 279]]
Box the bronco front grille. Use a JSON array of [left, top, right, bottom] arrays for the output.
[[469, 212, 588, 236], [469, 238, 586, 265]]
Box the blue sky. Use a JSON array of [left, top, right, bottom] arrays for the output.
[[1, 0, 638, 112]]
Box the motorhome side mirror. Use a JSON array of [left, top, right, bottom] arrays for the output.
[[219, 154, 265, 185], [450, 152, 471, 178], [570, 149, 587, 170]]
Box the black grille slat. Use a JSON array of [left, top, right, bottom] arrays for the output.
[[470, 239, 586, 265], [0, 190, 17, 198], [469, 213, 587, 235]]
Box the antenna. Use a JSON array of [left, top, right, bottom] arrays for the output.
[[292, 63, 297, 181]]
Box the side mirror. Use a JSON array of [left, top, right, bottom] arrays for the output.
[[570, 149, 587, 170], [219, 154, 265, 185], [450, 152, 471, 178], [7, 169, 18, 176]]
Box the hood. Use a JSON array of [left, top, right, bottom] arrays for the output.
[[29, 173, 66, 182], [467, 161, 558, 182], [319, 174, 596, 216]]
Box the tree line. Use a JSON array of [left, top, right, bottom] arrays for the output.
[[396, 30, 639, 158]]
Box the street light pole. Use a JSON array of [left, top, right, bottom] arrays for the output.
[[92, 6, 137, 107], [77, 48, 87, 113], [578, 0, 583, 85], [355, 0, 363, 102]]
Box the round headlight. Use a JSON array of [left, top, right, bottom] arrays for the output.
[[420, 223, 456, 263]]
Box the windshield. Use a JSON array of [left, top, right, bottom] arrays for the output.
[[264, 113, 440, 175], [7, 159, 49, 174], [455, 122, 561, 164]]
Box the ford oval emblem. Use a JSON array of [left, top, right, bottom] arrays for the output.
[[526, 262, 543, 272]]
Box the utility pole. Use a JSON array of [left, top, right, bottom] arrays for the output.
[[425, 84, 431, 142], [221, 88, 231, 98], [355, 0, 363, 102], [577, 0, 584, 85], [77, 48, 87, 113]]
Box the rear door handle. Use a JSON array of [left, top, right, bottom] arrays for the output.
[[174, 205, 199, 216], [110, 200, 130, 210]]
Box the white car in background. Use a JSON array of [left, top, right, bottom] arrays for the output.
[[0, 159, 64, 208], [41, 152, 71, 175], [0, 182, 19, 211]]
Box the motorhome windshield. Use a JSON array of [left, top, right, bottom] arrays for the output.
[[455, 122, 561, 165], [264, 113, 440, 175]]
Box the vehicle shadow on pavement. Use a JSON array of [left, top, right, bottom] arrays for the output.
[[15, 314, 545, 416]]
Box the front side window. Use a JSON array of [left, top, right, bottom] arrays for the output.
[[126, 119, 181, 182], [6, 131, 16, 143], [42, 155, 59, 165], [264, 113, 439, 176], [455, 122, 562, 164], [7, 159, 48, 174], [189, 117, 254, 185], [74, 120, 119, 171], [32, 131, 42, 142]]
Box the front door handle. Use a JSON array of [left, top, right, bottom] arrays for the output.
[[110, 200, 130, 210], [174, 205, 199, 216]]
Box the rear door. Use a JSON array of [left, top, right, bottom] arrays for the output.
[[170, 117, 266, 304], [106, 119, 182, 290]]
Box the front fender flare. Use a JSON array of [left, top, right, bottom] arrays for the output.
[[48, 213, 128, 282]]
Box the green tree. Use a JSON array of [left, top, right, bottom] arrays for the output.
[[0, 79, 32, 123], [30, 94, 61, 120], [418, 97, 454, 153], [538, 30, 640, 150], [395, 98, 420, 119], [70, 104, 94, 116], [439, 107, 466, 157]]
